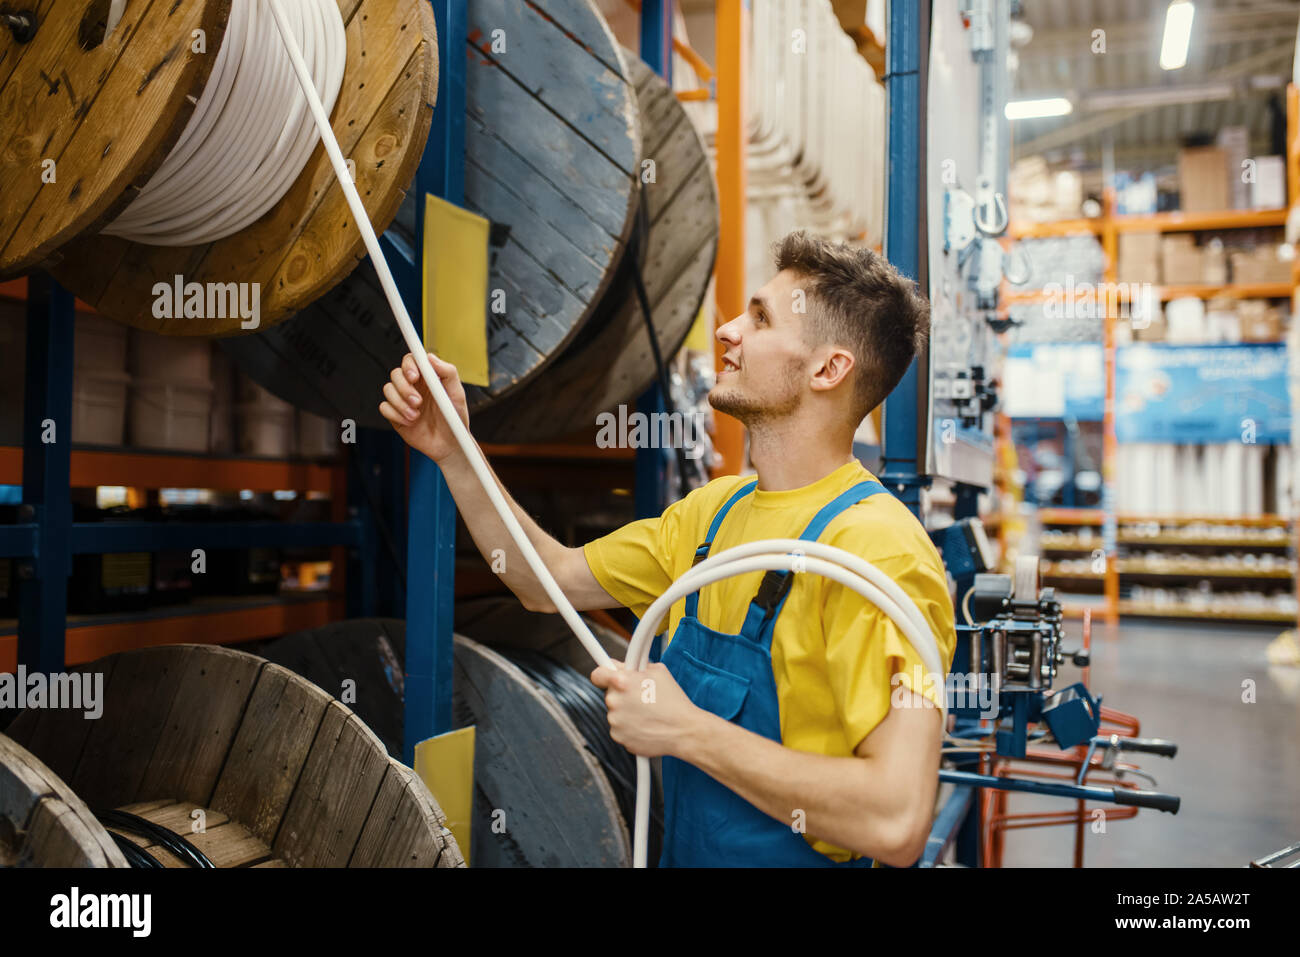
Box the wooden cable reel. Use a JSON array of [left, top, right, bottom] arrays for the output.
[[259, 613, 635, 867], [6, 644, 464, 867], [472, 51, 719, 443], [0, 0, 439, 336], [0, 733, 127, 867], [220, 0, 643, 425]]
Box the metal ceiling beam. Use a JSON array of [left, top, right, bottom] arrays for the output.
[[1017, 6, 1300, 58], [1015, 40, 1295, 156]]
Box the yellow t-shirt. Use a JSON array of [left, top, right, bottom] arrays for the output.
[[583, 459, 957, 862]]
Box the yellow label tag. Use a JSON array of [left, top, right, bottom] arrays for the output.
[[414, 725, 476, 866], [422, 194, 491, 386]]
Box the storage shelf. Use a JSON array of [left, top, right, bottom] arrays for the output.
[[1003, 281, 1291, 307], [1118, 534, 1291, 547], [1008, 207, 1288, 239], [1038, 508, 1104, 526], [1040, 565, 1104, 580], [0, 445, 344, 493], [0, 593, 345, 671], [1117, 561, 1294, 580], [1118, 601, 1295, 623]]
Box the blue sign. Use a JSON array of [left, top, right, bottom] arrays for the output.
[[1115, 343, 1290, 443]]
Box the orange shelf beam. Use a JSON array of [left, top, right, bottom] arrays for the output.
[[0, 596, 345, 672], [0, 446, 342, 493]]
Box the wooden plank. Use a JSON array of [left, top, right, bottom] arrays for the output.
[[273, 703, 389, 867], [136, 645, 262, 807], [468, 0, 638, 173], [0, 732, 124, 867], [474, 55, 718, 441], [25, 797, 122, 867], [0, 0, 229, 275], [349, 759, 463, 867], [4, 654, 118, 784], [186, 818, 274, 867], [65, 646, 192, 809], [209, 662, 332, 846]]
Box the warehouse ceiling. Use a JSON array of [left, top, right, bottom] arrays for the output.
[[1011, 0, 1298, 165]]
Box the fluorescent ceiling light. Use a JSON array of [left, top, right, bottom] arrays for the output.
[[1005, 97, 1073, 120], [1160, 0, 1195, 71]]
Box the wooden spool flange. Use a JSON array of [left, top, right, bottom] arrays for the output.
[[7, 644, 464, 867], [4, 0, 439, 337], [220, 0, 641, 422], [0, 0, 231, 277], [0, 733, 126, 867], [474, 51, 720, 442]]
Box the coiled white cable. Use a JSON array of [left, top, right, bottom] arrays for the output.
[[625, 546, 943, 867], [262, 1, 945, 868], [105, 0, 346, 245]]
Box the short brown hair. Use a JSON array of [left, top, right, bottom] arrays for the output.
[[774, 231, 929, 421]]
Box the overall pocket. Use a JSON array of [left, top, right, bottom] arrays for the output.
[[672, 648, 750, 721]]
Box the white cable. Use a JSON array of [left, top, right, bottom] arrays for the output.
[[626, 548, 944, 867], [262, 1, 947, 869], [105, 0, 346, 246]]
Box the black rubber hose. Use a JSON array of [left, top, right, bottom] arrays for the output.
[[105, 830, 165, 869], [96, 809, 216, 869]]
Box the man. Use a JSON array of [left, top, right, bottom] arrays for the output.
[[380, 231, 956, 868]]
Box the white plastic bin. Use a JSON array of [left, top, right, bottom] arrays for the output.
[[237, 402, 295, 457], [130, 378, 213, 452], [72, 370, 131, 445]]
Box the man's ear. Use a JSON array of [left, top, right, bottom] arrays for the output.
[[810, 347, 855, 392]]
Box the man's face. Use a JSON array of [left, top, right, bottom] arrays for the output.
[[709, 269, 812, 425]]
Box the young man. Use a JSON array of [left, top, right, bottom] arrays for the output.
[[380, 231, 956, 868]]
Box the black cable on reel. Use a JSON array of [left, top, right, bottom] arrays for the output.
[[498, 648, 665, 865], [96, 808, 216, 869]]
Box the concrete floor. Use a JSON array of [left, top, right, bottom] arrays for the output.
[[996, 619, 1300, 867]]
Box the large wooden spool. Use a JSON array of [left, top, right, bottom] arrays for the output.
[[0, 0, 439, 337], [6, 644, 464, 867], [259, 614, 634, 867], [220, 0, 643, 423], [0, 733, 126, 867], [473, 52, 719, 442]]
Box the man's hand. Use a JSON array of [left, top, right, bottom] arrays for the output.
[[378, 352, 470, 462], [591, 661, 704, 759]]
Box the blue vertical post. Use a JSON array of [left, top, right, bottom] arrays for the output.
[[634, 0, 674, 519], [403, 0, 465, 763], [880, 0, 928, 520], [17, 275, 75, 673]]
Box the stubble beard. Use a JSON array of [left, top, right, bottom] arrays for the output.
[[708, 361, 804, 429]]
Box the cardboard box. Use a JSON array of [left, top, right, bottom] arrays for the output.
[[1217, 127, 1250, 209], [1161, 235, 1203, 284], [1250, 156, 1286, 210], [1178, 146, 1229, 212], [1230, 246, 1291, 285], [1238, 300, 1282, 342], [1117, 231, 1161, 284], [1201, 239, 1227, 284]]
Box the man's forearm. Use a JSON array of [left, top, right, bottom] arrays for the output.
[[678, 710, 932, 866], [433, 445, 567, 609]]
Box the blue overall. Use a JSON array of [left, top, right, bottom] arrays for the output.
[[656, 478, 888, 867]]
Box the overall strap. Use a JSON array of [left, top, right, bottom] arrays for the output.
[[739, 479, 888, 642], [685, 480, 758, 619]]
